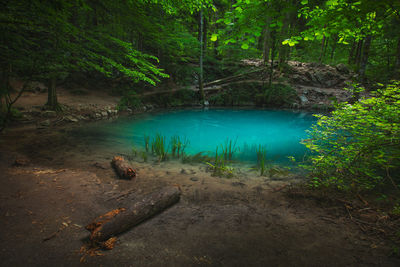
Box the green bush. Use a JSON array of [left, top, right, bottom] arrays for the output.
[[117, 90, 142, 110], [302, 81, 400, 191], [256, 83, 297, 107]]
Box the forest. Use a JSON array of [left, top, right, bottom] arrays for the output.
[[1, 0, 400, 266]]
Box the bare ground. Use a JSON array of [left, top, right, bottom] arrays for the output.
[[1, 86, 399, 266]]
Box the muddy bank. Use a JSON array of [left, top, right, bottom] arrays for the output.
[[0, 126, 399, 266]]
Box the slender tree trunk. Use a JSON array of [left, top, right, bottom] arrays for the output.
[[323, 37, 329, 59], [355, 39, 363, 69], [269, 31, 277, 87], [330, 35, 338, 62], [46, 76, 59, 110], [203, 13, 207, 52], [199, 8, 205, 105], [278, 10, 290, 69], [359, 35, 372, 83], [262, 18, 271, 65], [319, 36, 326, 63], [348, 39, 356, 64], [395, 36, 400, 78]]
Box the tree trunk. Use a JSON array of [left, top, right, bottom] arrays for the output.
[[359, 35, 372, 83], [262, 18, 272, 65], [330, 35, 338, 62], [199, 8, 205, 105], [355, 39, 363, 69], [46, 76, 59, 110], [348, 40, 356, 64], [269, 31, 277, 87], [111, 156, 136, 180], [278, 10, 290, 69], [86, 186, 181, 242], [395, 36, 400, 78], [319, 36, 326, 63]]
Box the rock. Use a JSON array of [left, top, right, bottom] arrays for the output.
[[314, 71, 330, 86], [335, 63, 349, 74], [95, 113, 102, 119], [40, 119, 51, 126], [65, 115, 79, 122], [180, 169, 187, 174], [231, 181, 246, 187], [13, 157, 30, 167], [101, 111, 108, 117], [313, 88, 323, 94], [190, 177, 199, 182], [126, 108, 133, 114], [299, 95, 308, 104], [107, 109, 113, 115]]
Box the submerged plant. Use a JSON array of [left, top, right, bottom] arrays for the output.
[[206, 146, 234, 178], [144, 135, 150, 152], [151, 133, 168, 161], [220, 138, 239, 161], [141, 151, 148, 162], [256, 145, 267, 176], [131, 145, 138, 157], [181, 151, 211, 164], [170, 135, 190, 158]]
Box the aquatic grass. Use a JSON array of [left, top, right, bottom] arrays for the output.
[[170, 135, 190, 158], [144, 135, 150, 152], [170, 135, 179, 157], [181, 152, 212, 164], [141, 151, 148, 162], [178, 136, 190, 158], [256, 145, 268, 176], [220, 138, 239, 161], [131, 145, 138, 157], [151, 133, 168, 162], [206, 146, 234, 178]]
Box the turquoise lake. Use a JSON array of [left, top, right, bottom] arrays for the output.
[[73, 108, 317, 163]]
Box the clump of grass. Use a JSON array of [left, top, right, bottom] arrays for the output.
[[132, 145, 138, 157], [144, 135, 150, 152], [206, 147, 234, 178], [181, 152, 212, 164], [141, 151, 148, 162], [256, 145, 267, 176], [220, 138, 239, 161], [170, 135, 190, 158], [151, 133, 168, 162]]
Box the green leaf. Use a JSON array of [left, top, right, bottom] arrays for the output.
[[301, 0, 308, 5], [211, 34, 218, 42], [241, 43, 249, 49]]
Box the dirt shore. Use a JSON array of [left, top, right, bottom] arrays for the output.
[[1, 85, 399, 266], [0, 119, 399, 267]]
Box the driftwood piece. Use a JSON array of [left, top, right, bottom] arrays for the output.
[[86, 186, 181, 242], [111, 156, 136, 180]]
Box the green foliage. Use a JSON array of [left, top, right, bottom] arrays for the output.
[[302, 81, 400, 191], [256, 83, 297, 107], [118, 90, 142, 110]]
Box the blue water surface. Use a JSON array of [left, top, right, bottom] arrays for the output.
[[74, 108, 317, 163]]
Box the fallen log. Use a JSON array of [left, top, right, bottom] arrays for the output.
[[111, 156, 136, 180], [86, 186, 181, 242]]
